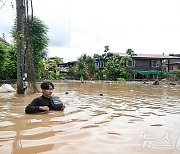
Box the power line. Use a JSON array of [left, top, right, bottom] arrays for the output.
[[0, 0, 8, 9], [68, 0, 71, 62]]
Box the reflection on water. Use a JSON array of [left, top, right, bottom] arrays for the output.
[[0, 82, 180, 154]]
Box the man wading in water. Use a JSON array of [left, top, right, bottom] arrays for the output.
[[25, 81, 65, 114]]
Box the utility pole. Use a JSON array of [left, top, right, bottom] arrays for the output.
[[16, 0, 26, 94]]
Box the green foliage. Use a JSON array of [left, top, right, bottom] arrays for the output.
[[34, 59, 44, 79], [104, 45, 109, 53], [29, 16, 49, 78], [86, 55, 96, 75], [176, 70, 180, 80], [159, 71, 168, 79], [67, 65, 76, 79], [0, 43, 17, 80], [48, 57, 63, 64], [117, 77, 126, 82], [124, 48, 136, 65], [1, 58, 16, 80], [29, 16, 49, 58], [47, 70, 63, 80], [12, 16, 49, 79], [93, 53, 102, 60], [126, 48, 136, 57], [103, 54, 128, 80], [96, 70, 105, 80], [74, 54, 97, 80], [73, 46, 130, 81], [0, 42, 7, 65], [75, 56, 87, 78], [43, 57, 64, 80], [97, 45, 128, 80]]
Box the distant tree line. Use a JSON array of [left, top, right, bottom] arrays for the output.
[[65, 46, 136, 82], [0, 16, 63, 81], [1, 15, 180, 83]]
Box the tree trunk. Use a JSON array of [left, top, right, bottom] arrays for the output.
[[25, 43, 38, 93], [16, 0, 26, 94], [24, 1, 38, 93], [16, 0, 38, 93]]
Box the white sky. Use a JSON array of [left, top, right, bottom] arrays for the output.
[[0, 0, 180, 62]]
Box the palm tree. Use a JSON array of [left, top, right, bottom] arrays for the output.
[[75, 58, 87, 82], [86, 56, 96, 79]]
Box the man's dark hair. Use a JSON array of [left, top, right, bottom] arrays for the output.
[[40, 81, 54, 90]]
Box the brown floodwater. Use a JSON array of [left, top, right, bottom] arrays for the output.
[[0, 82, 180, 154]]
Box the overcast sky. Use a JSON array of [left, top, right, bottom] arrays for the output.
[[1, 0, 180, 62]]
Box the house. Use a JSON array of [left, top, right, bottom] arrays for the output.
[[95, 53, 180, 79], [95, 59, 105, 70], [0, 36, 10, 46], [118, 53, 180, 79], [57, 61, 76, 74], [58, 53, 180, 80], [163, 54, 180, 72]]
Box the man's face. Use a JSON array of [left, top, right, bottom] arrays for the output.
[[42, 85, 53, 98]]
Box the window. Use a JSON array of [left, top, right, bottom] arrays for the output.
[[100, 61, 105, 68], [177, 65, 180, 70], [126, 59, 135, 67], [151, 60, 160, 68], [96, 61, 105, 68], [169, 65, 173, 70]]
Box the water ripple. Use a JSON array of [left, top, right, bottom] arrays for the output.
[[0, 82, 180, 154]]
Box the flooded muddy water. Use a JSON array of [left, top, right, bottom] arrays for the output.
[[0, 82, 180, 154]]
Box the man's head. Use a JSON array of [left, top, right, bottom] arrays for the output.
[[41, 81, 54, 98]]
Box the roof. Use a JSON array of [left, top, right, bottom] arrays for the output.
[[0, 37, 10, 46], [164, 59, 180, 65], [58, 61, 76, 67], [118, 53, 180, 59], [131, 70, 176, 75]]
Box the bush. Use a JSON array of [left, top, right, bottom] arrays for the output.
[[176, 70, 180, 80], [116, 77, 126, 82]]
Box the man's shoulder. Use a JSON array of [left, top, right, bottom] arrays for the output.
[[33, 95, 43, 101]]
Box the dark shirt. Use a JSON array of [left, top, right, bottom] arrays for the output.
[[25, 95, 53, 114]]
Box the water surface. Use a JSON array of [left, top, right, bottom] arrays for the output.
[[0, 82, 180, 154]]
